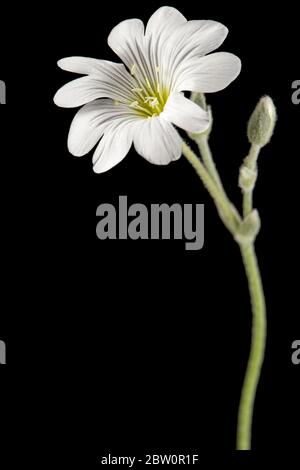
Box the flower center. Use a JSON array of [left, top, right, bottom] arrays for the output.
[[128, 64, 169, 118]]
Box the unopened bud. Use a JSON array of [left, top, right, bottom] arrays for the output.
[[235, 209, 261, 245], [189, 93, 212, 138], [239, 166, 258, 192], [191, 92, 207, 110], [247, 96, 277, 147]]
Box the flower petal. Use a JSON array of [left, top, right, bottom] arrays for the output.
[[54, 62, 136, 108], [133, 117, 182, 165], [54, 76, 111, 108], [144, 7, 187, 88], [107, 18, 145, 70], [169, 20, 228, 61], [159, 19, 228, 88], [58, 57, 124, 75], [68, 99, 137, 156], [161, 92, 209, 133], [54, 76, 101, 107], [176, 52, 241, 93], [92, 121, 135, 173], [145, 6, 186, 41]]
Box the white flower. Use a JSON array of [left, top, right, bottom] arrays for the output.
[[54, 6, 241, 173]]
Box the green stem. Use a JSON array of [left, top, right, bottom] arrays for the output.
[[189, 93, 224, 190], [244, 144, 260, 170], [182, 141, 240, 234], [236, 242, 266, 450], [242, 143, 261, 218], [197, 135, 224, 191], [243, 191, 253, 218], [183, 136, 266, 450]]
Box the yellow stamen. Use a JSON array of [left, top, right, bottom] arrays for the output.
[[127, 64, 169, 118]]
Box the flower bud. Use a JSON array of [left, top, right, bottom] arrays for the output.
[[235, 209, 261, 245], [191, 92, 207, 110], [189, 93, 212, 138], [239, 166, 258, 192], [247, 96, 277, 147]]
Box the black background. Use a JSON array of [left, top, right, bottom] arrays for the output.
[[0, 0, 299, 466]]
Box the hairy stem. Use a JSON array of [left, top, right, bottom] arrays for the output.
[[182, 141, 240, 234], [183, 136, 266, 451], [242, 144, 261, 218], [196, 134, 224, 191], [237, 243, 266, 450]]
